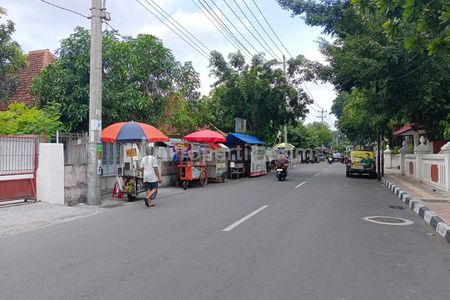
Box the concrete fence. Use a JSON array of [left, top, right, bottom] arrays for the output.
[[421, 154, 448, 191], [386, 138, 450, 191]]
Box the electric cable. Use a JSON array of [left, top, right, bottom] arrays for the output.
[[146, 0, 212, 54], [140, 0, 210, 57], [39, 0, 88, 18], [195, 0, 252, 59], [224, 0, 281, 61], [191, 0, 246, 58], [251, 0, 293, 58], [198, 0, 253, 58], [240, 0, 285, 59], [134, 0, 210, 60], [208, 0, 260, 55]]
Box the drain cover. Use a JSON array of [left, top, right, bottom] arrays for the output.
[[363, 216, 414, 226]]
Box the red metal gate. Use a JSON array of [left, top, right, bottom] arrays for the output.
[[0, 136, 38, 202]]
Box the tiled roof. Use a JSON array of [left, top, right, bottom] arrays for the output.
[[1, 49, 56, 110], [393, 122, 413, 136]]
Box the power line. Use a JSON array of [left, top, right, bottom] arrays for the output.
[[103, 21, 129, 40], [240, 0, 285, 60], [134, 0, 210, 60], [191, 0, 245, 58], [140, 0, 210, 57], [251, 0, 293, 59], [198, 0, 253, 58], [146, 0, 212, 54], [224, 0, 281, 61], [195, 0, 252, 59], [39, 0, 89, 19], [208, 0, 260, 56]]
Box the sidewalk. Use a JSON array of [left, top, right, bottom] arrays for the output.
[[382, 168, 450, 243], [0, 186, 183, 237]]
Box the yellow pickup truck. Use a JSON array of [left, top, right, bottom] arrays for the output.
[[346, 150, 377, 178]]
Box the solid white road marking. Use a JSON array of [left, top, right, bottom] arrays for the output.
[[295, 181, 306, 189], [222, 205, 269, 232], [314, 173, 320, 177]]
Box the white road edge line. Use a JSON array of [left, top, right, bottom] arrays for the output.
[[314, 173, 320, 177], [295, 181, 306, 189], [222, 205, 269, 232]]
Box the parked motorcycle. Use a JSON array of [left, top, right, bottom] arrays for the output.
[[328, 157, 333, 164]]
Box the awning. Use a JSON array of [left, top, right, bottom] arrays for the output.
[[226, 133, 264, 146]]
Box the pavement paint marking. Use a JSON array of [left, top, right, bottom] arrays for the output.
[[363, 216, 414, 226], [314, 173, 320, 177], [222, 205, 268, 232], [295, 181, 306, 189]]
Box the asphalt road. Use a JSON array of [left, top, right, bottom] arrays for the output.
[[1, 163, 450, 300]]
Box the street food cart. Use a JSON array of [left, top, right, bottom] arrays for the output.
[[179, 129, 227, 189], [226, 133, 266, 177], [205, 143, 229, 182], [102, 121, 169, 200]]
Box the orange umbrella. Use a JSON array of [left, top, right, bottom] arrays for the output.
[[102, 121, 169, 143]]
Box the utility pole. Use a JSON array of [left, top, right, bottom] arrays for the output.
[[87, 0, 106, 205], [317, 108, 327, 124], [282, 55, 288, 145], [377, 128, 382, 181]]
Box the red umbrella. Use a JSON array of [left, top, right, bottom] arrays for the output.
[[102, 121, 169, 143], [184, 129, 227, 143]]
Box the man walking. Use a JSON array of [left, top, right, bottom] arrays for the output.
[[140, 147, 161, 207]]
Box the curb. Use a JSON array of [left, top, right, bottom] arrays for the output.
[[381, 177, 450, 244]]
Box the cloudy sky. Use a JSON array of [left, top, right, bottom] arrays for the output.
[[3, 0, 336, 127]]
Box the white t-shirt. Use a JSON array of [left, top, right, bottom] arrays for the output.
[[141, 155, 158, 183]]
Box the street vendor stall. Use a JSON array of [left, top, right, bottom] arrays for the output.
[[226, 133, 266, 177], [102, 121, 169, 200], [179, 129, 227, 189], [205, 143, 229, 182]]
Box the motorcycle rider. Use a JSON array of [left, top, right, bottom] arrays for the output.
[[276, 152, 289, 173]]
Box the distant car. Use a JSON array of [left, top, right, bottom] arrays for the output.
[[332, 152, 341, 162], [346, 150, 377, 178]]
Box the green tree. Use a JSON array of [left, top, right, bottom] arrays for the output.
[[0, 102, 63, 136], [31, 27, 202, 132], [278, 0, 450, 141], [287, 122, 333, 148], [0, 7, 26, 102], [353, 0, 450, 54], [207, 51, 312, 142], [287, 123, 318, 149]]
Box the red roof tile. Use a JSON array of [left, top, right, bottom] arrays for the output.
[[1, 49, 56, 110], [393, 122, 413, 136]]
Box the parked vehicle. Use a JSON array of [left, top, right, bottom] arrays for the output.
[[328, 156, 333, 164], [346, 150, 377, 178]]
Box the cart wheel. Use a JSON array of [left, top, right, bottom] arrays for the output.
[[182, 180, 188, 190], [199, 171, 207, 187]]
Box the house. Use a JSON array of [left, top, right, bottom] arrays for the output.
[[1, 49, 56, 110]]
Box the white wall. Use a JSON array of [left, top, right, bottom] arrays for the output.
[[37, 143, 64, 205]]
